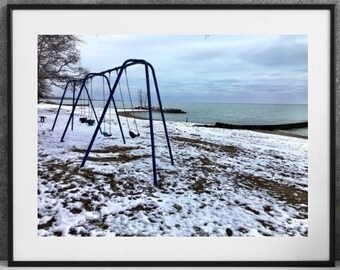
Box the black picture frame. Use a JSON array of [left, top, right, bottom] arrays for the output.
[[7, 4, 335, 267]]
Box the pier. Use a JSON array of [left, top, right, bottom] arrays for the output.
[[199, 121, 308, 131]]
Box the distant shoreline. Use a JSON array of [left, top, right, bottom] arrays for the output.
[[134, 106, 186, 114], [118, 111, 307, 139], [118, 110, 150, 120]]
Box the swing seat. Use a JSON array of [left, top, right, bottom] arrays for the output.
[[79, 117, 87, 123], [87, 119, 95, 126], [129, 131, 140, 138], [103, 131, 112, 137]]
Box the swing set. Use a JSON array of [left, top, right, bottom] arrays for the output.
[[51, 78, 101, 131], [52, 73, 126, 143], [56, 59, 174, 185]]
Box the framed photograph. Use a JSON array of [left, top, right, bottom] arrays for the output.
[[8, 4, 335, 267]]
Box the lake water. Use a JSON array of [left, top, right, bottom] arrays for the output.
[[128, 102, 307, 137], [60, 99, 308, 137]]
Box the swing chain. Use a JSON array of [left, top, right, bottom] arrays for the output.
[[117, 69, 131, 131], [124, 68, 140, 134], [80, 82, 84, 117], [102, 76, 106, 131], [88, 77, 93, 120], [108, 73, 112, 133]]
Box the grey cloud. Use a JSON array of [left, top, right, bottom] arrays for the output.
[[241, 42, 307, 67], [76, 35, 308, 104], [179, 49, 224, 62]]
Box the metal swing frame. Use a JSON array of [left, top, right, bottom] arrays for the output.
[[83, 59, 174, 186], [59, 73, 126, 144], [51, 78, 106, 135]]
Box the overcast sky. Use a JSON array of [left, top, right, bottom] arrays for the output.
[[75, 35, 307, 104]]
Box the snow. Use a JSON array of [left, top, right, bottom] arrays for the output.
[[37, 103, 308, 237]]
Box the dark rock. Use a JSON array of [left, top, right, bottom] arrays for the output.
[[226, 228, 233, 236], [134, 106, 186, 114], [173, 203, 183, 211]]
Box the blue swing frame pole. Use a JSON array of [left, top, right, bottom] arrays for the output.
[[60, 76, 90, 142], [71, 81, 75, 131], [83, 84, 103, 135], [81, 64, 127, 167], [51, 81, 71, 131], [110, 95, 126, 144], [145, 64, 157, 186], [149, 65, 174, 165]]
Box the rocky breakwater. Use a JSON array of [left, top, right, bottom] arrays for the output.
[[134, 106, 186, 114]]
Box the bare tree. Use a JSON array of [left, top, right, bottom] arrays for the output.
[[38, 35, 87, 100], [137, 89, 147, 108]]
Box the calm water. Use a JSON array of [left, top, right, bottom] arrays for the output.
[[60, 99, 308, 137], [133, 102, 306, 124], [129, 102, 308, 137], [117, 102, 308, 136]]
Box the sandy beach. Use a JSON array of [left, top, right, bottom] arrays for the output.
[[37, 103, 308, 237]]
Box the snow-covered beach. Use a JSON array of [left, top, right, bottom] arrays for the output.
[[38, 103, 308, 237]]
